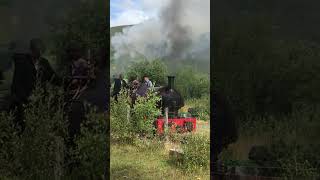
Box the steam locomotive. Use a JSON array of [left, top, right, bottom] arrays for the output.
[[154, 76, 196, 134]]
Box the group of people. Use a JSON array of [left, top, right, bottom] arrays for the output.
[[8, 38, 105, 138], [112, 74, 153, 104]]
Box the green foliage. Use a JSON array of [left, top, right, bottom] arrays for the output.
[[49, 0, 107, 74], [70, 106, 108, 179], [126, 60, 168, 85], [110, 90, 134, 143], [215, 15, 320, 120], [110, 90, 161, 142], [131, 92, 161, 137], [263, 141, 320, 178], [0, 112, 19, 178], [185, 96, 210, 121], [0, 83, 67, 179], [214, 12, 320, 179], [175, 67, 209, 99], [179, 133, 210, 172], [19, 83, 67, 179], [223, 106, 320, 178], [1, 82, 109, 179]]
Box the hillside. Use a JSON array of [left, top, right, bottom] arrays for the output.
[[110, 25, 133, 37]]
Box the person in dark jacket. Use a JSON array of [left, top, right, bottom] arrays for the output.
[[10, 38, 60, 133], [112, 73, 128, 101], [120, 74, 128, 89]]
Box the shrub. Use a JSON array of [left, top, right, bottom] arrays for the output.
[[18, 83, 67, 179], [70, 105, 108, 179], [179, 133, 210, 172], [110, 89, 161, 141], [185, 96, 210, 121], [131, 92, 161, 137], [1, 83, 67, 179], [1, 80, 110, 179], [175, 67, 209, 99], [231, 107, 320, 178], [255, 141, 320, 178], [0, 112, 20, 177], [110, 90, 134, 143]]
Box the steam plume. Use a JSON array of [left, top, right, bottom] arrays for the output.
[[111, 0, 210, 72]]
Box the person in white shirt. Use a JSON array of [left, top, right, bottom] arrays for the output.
[[143, 75, 153, 88]]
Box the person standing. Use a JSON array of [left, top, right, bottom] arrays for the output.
[[9, 38, 60, 134], [119, 74, 128, 89], [30, 38, 61, 86], [143, 75, 153, 88], [112, 74, 123, 101]]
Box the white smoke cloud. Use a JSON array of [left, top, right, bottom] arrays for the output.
[[111, 0, 210, 71]]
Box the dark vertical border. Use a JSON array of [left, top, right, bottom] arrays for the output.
[[105, 0, 111, 179]]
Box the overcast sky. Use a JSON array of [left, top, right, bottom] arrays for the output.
[[110, 0, 169, 27]]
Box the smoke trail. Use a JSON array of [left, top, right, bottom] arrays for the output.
[[111, 0, 210, 72], [160, 0, 192, 60]]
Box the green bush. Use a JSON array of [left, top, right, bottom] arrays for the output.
[[179, 133, 210, 172], [110, 90, 134, 143], [175, 67, 209, 99], [0, 112, 20, 177], [131, 92, 161, 137], [126, 60, 168, 85], [1, 83, 67, 179], [110, 90, 161, 141], [230, 107, 320, 178], [185, 96, 210, 121], [1, 82, 109, 179], [0, 83, 67, 179], [264, 141, 320, 178], [18, 83, 67, 179], [70, 106, 108, 179]]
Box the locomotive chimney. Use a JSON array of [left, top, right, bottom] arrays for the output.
[[168, 76, 175, 90]]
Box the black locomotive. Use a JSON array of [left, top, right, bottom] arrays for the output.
[[157, 76, 184, 117]]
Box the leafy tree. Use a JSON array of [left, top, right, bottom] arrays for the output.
[[175, 66, 209, 99], [49, 0, 107, 74], [126, 60, 168, 85]]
